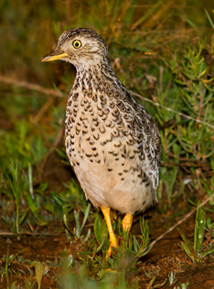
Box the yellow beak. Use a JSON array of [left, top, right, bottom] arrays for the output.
[[41, 51, 69, 62]]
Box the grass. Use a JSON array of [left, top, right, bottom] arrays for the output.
[[0, 0, 214, 288], [177, 201, 214, 263]]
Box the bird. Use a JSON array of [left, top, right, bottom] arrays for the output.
[[41, 28, 161, 257]]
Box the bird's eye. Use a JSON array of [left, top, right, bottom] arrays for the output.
[[72, 40, 82, 49]]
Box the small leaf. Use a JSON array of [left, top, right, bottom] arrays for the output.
[[40, 183, 49, 193], [94, 213, 107, 244], [63, 210, 73, 235], [32, 261, 44, 289], [18, 208, 29, 226], [25, 279, 33, 289], [43, 202, 56, 214], [198, 69, 207, 78], [25, 191, 47, 225]]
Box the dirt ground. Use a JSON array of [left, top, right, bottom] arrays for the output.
[[0, 152, 214, 289]]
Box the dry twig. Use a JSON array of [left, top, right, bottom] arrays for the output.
[[0, 75, 64, 97]]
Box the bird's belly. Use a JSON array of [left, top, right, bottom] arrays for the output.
[[65, 129, 157, 214]]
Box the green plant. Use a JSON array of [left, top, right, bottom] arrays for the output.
[[178, 202, 214, 262], [168, 271, 177, 286], [205, 9, 214, 29], [7, 160, 23, 234], [1, 247, 27, 289], [59, 253, 137, 289], [173, 283, 189, 289]]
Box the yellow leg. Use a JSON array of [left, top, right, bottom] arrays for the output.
[[100, 206, 118, 257], [122, 213, 133, 233]]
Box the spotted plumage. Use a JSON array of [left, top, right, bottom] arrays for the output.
[[42, 27, 161, 254]]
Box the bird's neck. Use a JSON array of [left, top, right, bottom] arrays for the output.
[[73, 60, 126, 97], [73, 55, 108, 72]]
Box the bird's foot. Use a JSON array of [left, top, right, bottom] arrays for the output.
[[106, 239, 118, 258], [122, 213, 133, 233], [100, 206, 118, 258]]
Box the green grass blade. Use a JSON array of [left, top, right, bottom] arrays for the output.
[[202, 247, 214, 258], [177, 228, 196, 261], [28, 162, 34, 199], [123, 0, 139, 26], [205, 9, 214, 28], [94, 213, 102, 243], [96, 234, 106, 253], [194, 204, 206, 255], [130, 0, 162, 30], [80, 203, 91, 234], [181, 242, 195, 262], [74, 210, 81, 238]]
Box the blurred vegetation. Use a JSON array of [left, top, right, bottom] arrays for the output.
[[0, 0, 214, 288]]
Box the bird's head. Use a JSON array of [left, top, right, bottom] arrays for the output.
[[41, 28, 108, 69]]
